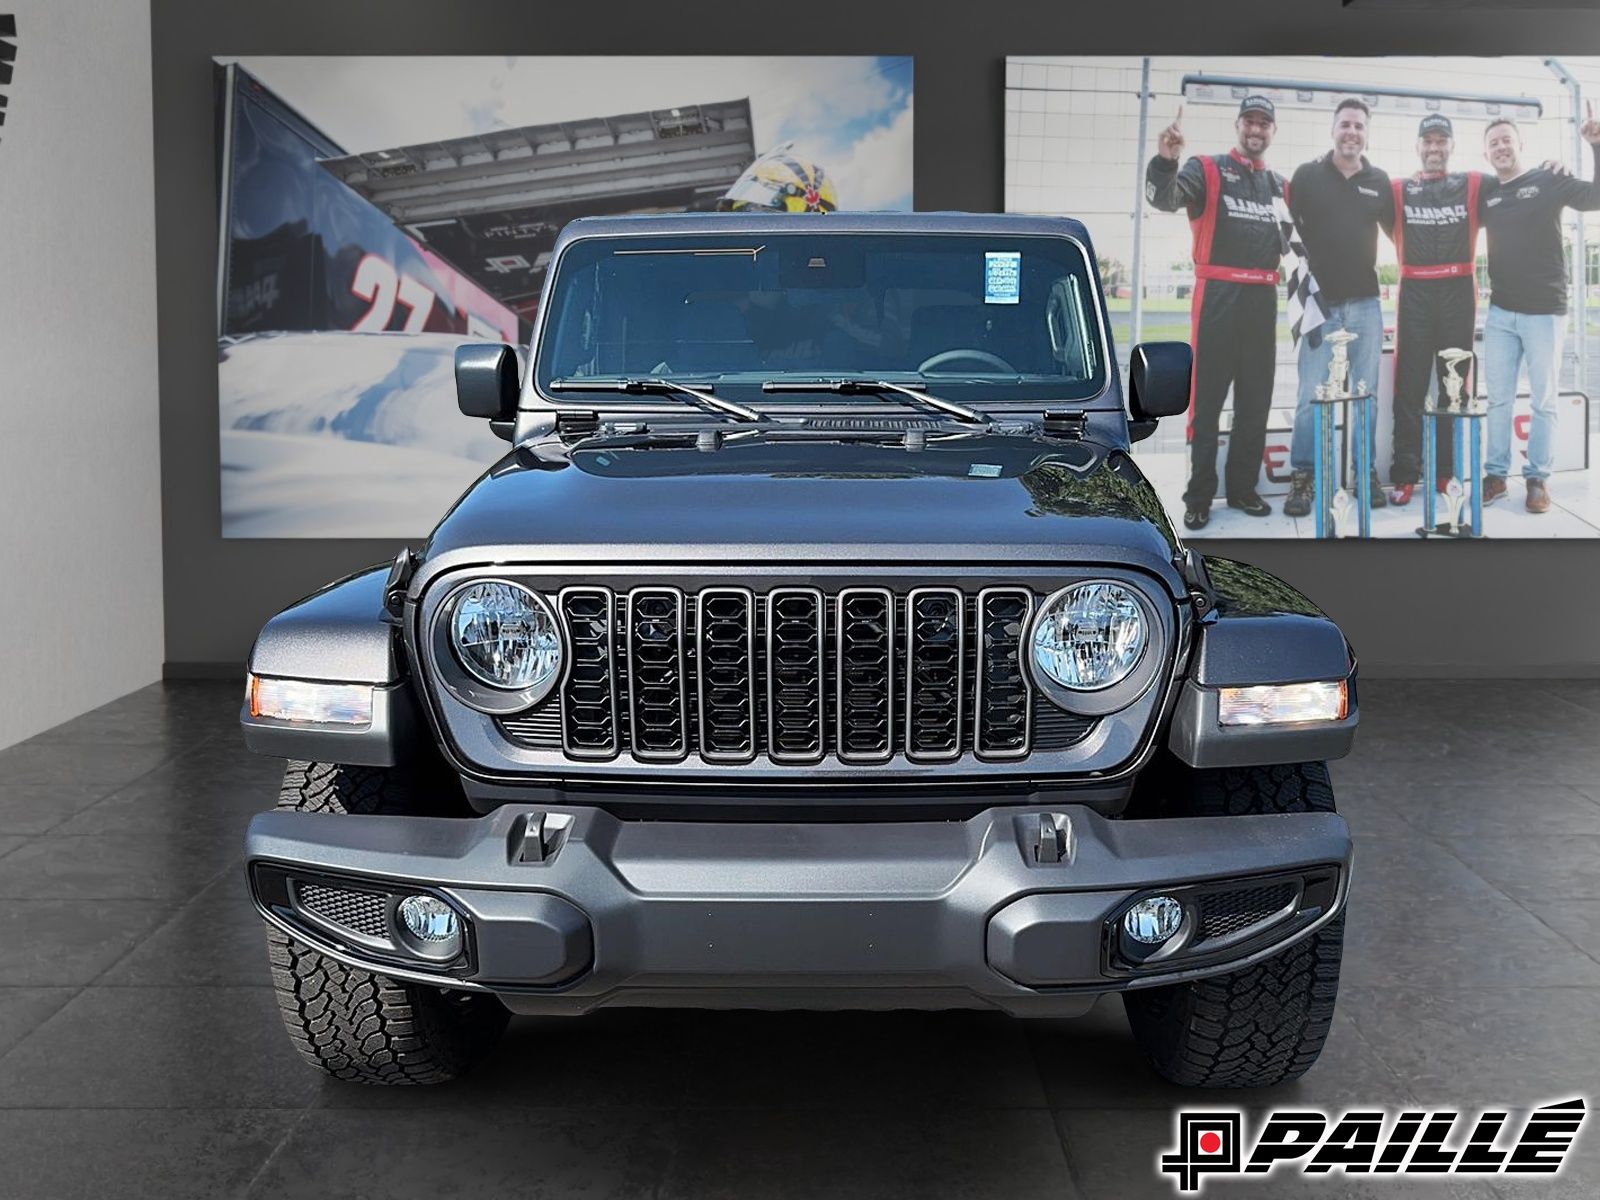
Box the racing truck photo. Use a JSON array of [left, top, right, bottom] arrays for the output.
[[241, 212, 1358, 1089]]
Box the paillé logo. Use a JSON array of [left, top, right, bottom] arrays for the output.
[[1159, 1098, 1586, 1193]]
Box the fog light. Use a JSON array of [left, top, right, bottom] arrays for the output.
[[398, 895, 459, 943], [1123, 895, 1184, 945]]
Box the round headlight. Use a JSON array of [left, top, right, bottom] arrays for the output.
[[1031, 582, 1148, 692], [449, 581, 561, 692]]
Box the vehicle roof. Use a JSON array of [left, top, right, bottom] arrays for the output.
[[552, 210, 1094, 250]]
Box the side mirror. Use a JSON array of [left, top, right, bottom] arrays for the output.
[[455, 343, 521, 426], [1128, 341, 1193, 421]]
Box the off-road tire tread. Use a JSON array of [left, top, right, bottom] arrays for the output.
[[1124, 761, 1344, 1088], [265, 761, 507, 1085]]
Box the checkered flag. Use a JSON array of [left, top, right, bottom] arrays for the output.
[[0, 15, 15, 148], [1276, 194, 1325, 348]]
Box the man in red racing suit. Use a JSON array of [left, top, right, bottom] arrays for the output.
[[1387, 115, 1484, 506], [1146, 95, 1286, 531]]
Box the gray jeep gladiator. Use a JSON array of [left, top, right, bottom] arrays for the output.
[[242, 212, 1357, 1088]]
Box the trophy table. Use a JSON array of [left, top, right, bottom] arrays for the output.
[[1418, 348, 1485, 540], [1311, 329, 1376, 539]]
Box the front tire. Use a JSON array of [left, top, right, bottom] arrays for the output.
[[265, 761, 508, 1085], [1122, 762, 1345, 1088]]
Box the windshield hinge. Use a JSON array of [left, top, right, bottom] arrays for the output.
[[555, 410, 601, 439], [1041, 411, 1088, 439], [381, 547, 417, 624]]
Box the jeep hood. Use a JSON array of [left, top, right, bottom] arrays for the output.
[[419, 430, 1184, 590]]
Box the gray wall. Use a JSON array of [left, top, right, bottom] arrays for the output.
[[1, 0, 164, 749], [154, 0, 1600, 678]]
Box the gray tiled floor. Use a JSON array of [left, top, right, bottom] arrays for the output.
[[0, 680, 1596, 1198]]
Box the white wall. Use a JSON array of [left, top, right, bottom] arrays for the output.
[[0, 0, 163, 748]]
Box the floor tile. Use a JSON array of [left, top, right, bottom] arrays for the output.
[[1342, 838, 1600, 987], [0, 738, 176, 796], [1385, 784, 1600, 841], [659, 1107, 1079, 1200], [48, 756, 278, 839], [0, 739, 181, 835], [0, 899, 174, 985], [1339, 986, 1600, 1102], [0, 834, 238, 901], [1521, 900, 1600, 964], [0, 1108, 300, 1200], [1027, 996, 1416, 1111], [1439, 836, 1600, 904], [0, 987, 77, 1058], [0, 787, 125, 836], [0, 985, 318, 1108], [245, 1108, 676, 1200], [99, 872, 271, 987]]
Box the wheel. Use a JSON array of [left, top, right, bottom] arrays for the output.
[[265, 761, 509, 1085], [1122, 762, 1345, 1088]]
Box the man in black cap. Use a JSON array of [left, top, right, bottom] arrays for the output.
[[1385, 113, 1486, 506], [1283, 98, 1394, 518], [1146, 95, 1286, 530]]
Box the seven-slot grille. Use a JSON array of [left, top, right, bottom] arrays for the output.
[[510, 585, 1092, 766]]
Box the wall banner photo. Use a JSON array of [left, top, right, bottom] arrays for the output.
[[215, 55, 914, 538], [1008, 56, 1600, 540]]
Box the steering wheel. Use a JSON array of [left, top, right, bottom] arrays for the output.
[[917, 348, 1017, 374]]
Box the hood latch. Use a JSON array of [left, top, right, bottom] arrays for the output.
[[1041, 410, 1088, 439]]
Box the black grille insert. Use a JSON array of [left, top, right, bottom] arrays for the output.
[[559, 587, 618, 759], [767, 588, 825, 762], [295, 882, 389, 940], [975, 588, 1034, 759], [627, 588, 688, 760], [1198, 881, 1298, 943], [905, 588, 965, 761], [698, 588, 756, 762], [837, 588, 895, 762]]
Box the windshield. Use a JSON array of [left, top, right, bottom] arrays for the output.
[[535, 232, 1107, 406]]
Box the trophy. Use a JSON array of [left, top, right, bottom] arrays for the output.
[[1324, 329, 1358, 398], [1437, 478, 1467, 536], [1435, 347, 1476, 415], [1330, 489, 1355, 538], [1312, 330, 1374, 538], [1419, 348, 1486, 538]]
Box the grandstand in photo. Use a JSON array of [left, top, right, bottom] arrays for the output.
[[319, 101, 757, 327]]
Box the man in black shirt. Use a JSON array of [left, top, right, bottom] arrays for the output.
[[1386, 115, 1486, 506], [1146, 96, 1286, 530], [1283, 98, 1394, 518], [1478, 110, 1600, 513]]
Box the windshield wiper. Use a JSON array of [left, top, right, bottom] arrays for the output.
[[548, 377, 762, 422], [760, 378, 990, 425]]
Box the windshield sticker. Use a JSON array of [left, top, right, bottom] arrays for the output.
[[968, 463, 1003, 478], [984, 252, 1021, 305]]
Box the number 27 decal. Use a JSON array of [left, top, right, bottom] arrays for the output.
[[349, 254, 436, 333]]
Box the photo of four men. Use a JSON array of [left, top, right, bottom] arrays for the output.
[[1005, 56, 1600, 539], [1149, 91, 1600, 531]]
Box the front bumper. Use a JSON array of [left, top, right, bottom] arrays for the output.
[[245, 804, 1350, 1018]]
